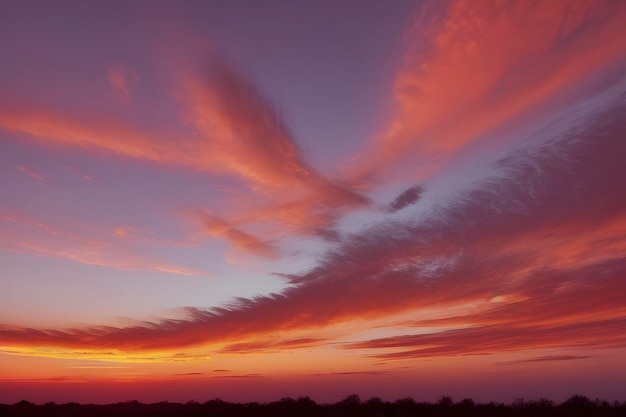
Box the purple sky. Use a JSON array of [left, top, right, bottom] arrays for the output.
[[1, 0, 626, 405]]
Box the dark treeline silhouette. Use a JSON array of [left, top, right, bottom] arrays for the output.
[[1, 394, 625, 417]]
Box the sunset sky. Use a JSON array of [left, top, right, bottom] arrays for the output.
[[1, 0, 626, 405]]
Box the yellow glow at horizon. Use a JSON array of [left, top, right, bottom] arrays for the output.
[[0, 346, 212, 363]]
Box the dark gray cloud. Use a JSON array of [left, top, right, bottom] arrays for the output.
[[387, 185, 423, 213]]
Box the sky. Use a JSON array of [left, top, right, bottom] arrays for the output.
[[1, 0, 626, 405]]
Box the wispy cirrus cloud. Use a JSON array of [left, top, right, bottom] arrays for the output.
[[64, 164, 93, 181], [2, 1, 623, 265], [1, 0, 624, 363], [16, 163, 49, 184], [179, 59, 369, 253], [0, 212, 202, 276], [107, 64, 138, 104], [0, 57, 370, 257], [0, 103, 194, 166], [1, 93, 624, 357], [218, 338, 329, 355], [211, 373, 263, 379], [311, 371, 391, 377], [496, 355, 596, 365], [180, 60, 317, 190], [200, 212, 277, 259], [353, 0, 626, 182]]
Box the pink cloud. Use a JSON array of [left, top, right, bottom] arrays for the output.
[[0, 59, 370, 257], [180, 61, 316, 189], [0, 103, 196, 166], [201, 212, 277, 259], [1, 1, 624, 360], [0, 212, 202, 276], [64, 165, 93, 181], [107, 64, 138, 104], [352, 0, 626, 183], [16, 164, 49, 183], [178, 60, 369, 252], [1, 95, 624, 355]]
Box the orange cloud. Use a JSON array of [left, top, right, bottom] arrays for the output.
[[177, 60, 368, 253], [201, 212, 277, 259], [354, 0, 626, 181], [218, 338, 329, 355], [344, 259, 626, 359], [0, 103, 198, 167], [1, 96, 623, 358], [2, 3, 624, 359], [0, 59, 369, 257], [180, 62, 314, 189], [180, 61, 367, 192]]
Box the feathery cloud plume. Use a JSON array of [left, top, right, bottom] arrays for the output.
[[1, 93, 624, 357], [353, 0, 626, 182]]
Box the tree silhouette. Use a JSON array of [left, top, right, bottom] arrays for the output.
[[1, 394, 625, 417]]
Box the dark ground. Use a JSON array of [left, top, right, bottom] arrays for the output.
[[1, 394, 625, 416]]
